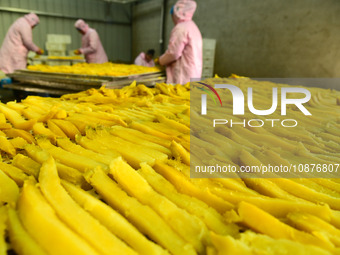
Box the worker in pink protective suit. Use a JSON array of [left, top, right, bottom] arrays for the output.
[[0, 13, 43, 74], [134, 49, 155, 67], [74, 19, 108, 64], [159, 0, 202, 84]]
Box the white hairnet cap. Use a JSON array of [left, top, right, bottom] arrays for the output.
[[24, 13, 40, 27], [75, 19, 89, 33], [174, 0, 197, 21]]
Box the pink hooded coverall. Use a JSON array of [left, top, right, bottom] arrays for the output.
[[159, 0, 202, 84], [74, 19, 108, 64], [134, 52, 155, 67], [0, 13, 40, 74]]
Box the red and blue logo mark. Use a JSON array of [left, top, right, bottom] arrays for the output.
[[196, 82, 222, 106]]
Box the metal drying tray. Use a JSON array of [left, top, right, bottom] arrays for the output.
[[2, 83, 76, 96], [15, 69, 164, 81], [8, 72, 106, 87], [5, 69, 166, 96], [104, 76, 166, 89]]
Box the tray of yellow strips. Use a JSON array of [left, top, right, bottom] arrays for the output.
[[5, 62, 165, 95]]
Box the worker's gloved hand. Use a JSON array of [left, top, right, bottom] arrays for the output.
[[36, 48, 44, 55], [74, 49, 81, 55]]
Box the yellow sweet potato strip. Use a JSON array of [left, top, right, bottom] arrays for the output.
[[0, 206, 7, 255], [84, 168, 197, 255], [129, 121, 174, 140], [210, 231, 333, 255], [211, 186, 331, 220], [39, 157, 137, 255], [18, 179, 100, 255], [4, 128, 35, 144], [242, 178, 308, 202], [108, 126, 171, 155], [7, 207, 48, 255], [0, 113, 6, 124], [153, 161, 234, 213], [62, 180, 169, 255], [56, 137, 116, 165], [49, 119, 80, 140], [0, 136, 16, 156], [287, 212, 340, 246], [24, 144, 87, 187], [85, 128, 167, 168], [271, 178, 340, 210], [0, 169, 19, 204], [0, 162, 27, 186], [170, 140, 190, 165], [139, 163, 239, 236], [12, 154, 40, 179], [47, 119, 67, 137], [0, 103, 36, 131], [36, 138, 108, 172], [238, 201, 334, 251], [75, 135, 121, 159], [9, 137, 28, 149], [32, 122, 57, 141], [110, 157, 208, 253]]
